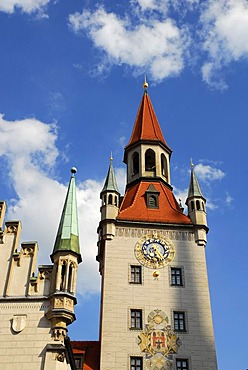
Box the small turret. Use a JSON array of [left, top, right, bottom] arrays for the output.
[[100, 156, 120, 240], [47, 167, 82, 342], [186, 162, 208, 246]]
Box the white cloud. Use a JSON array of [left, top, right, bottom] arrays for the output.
[[0, 114, 101, 295], [132, 0, 169, 13], [225, 191, 233, 206], [194, 163, 225, 182], [200, 0, 248, 88], [0, 0, 52, 14], [69, 6, 189, 82], [132, 0, 199, 13]]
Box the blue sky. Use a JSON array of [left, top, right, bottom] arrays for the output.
[[0, 1, 247, 369]]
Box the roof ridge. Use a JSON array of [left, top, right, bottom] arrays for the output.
[[160, 184, 185, 215], [119, 183, 141, 215]]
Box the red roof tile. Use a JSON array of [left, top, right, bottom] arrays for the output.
[[126, 92, 171, 151], [118, 181, 192, 225], [72, 341, 100, 370]]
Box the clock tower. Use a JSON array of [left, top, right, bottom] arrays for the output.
[[97, 84, 218, 370]]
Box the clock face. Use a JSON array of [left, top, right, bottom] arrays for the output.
[[135, 235, 175, 269]]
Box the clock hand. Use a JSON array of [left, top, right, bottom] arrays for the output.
[[153, 245, 163, 260]]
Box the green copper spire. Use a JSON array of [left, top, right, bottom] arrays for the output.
[[52, 167, 81, 261], [188, 162, 204, 198], [102, 155, 119, 193]]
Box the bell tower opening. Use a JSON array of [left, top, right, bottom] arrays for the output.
[[145, 149, 155, 174], [132, 152, 139, 175]]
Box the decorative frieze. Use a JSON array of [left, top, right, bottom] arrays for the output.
[[0, 301, 50, 311], [53, 297, 74, 311], [116, 227, 194, 241]]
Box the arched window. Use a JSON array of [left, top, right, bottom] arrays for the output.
[[60, 262, 66, 291], [108, 194, 113, 205], [103, 195, 107, 205], [148, 195, 157, 208], [202, 202, 205, 211], [145, 149, 155, 171], [68, 264, 73, 293], [161, 154, 168, 180], [132, 152, 139, 175], [114, 196, 118, 206], [190, 201, 195, 211], [196, 200, 200, 210]]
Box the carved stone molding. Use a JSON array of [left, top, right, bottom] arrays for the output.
[[65, 298, 73, 309], [22, 244, 35, 256], [54, 297, 64, 308], [39, 270, 51, 280], [52, 327, 67, 342], [6, 225, 17, 234], [56, 352, 65, 362]]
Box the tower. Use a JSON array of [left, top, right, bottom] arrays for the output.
[[97, 85, 218, 370], [0, 168, 82, 369], [48, 166, 82, 342]]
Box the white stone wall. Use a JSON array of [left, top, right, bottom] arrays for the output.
[[0, 301, 52, 369], [100, 226, 218, 370]]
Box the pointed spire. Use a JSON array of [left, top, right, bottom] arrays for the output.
[[188, 162, 204, 198], [102, 155, 119, 193], [52, 167, 81, 261], [126, 86, 171, 152]]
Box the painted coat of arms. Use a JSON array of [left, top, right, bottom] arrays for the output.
[[138, 310, 181, 370]]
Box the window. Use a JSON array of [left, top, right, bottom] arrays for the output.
[[161, 154, 168, 180], [190, 201, 194, 211], [130, 356, 143, 370], [130, 265, 142, 284], [108, 194, 113, 204], [171, 268, 183, 286], [74, 355, 85, 370], [176, 359, 189, 370], [132, 152, 139, 175], [131, 309, 142, 329], [173, 311, 186, 332], [145, 149, 155, 171], [148, 195, 157, 208], [145, 184, 159, 209]]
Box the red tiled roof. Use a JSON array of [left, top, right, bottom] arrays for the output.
[[72, 341, 100, 370], [118, 181, 192, 224], [126, 92, 171, 151]]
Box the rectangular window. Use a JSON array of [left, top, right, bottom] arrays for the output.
[[131, 309, 142, 329], [130, 356, 143, 370], [171, 267, 183, 286], [176, 359, 189, 370], [130, 265, 142, 284], [173, 311, 186, 332], [74, 356, 85, 370]]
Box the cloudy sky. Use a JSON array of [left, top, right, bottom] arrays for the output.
[[0, 1, 247, 368]]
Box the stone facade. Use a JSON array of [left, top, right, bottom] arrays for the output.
[[97, 89, 218, 370], [0, 169, 81, 370], [99, 226, 217, 370]]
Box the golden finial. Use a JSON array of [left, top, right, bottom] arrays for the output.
[[190, 158, 194, 168], [143, 74, 148, 90], [110, 152, 113, 161]]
